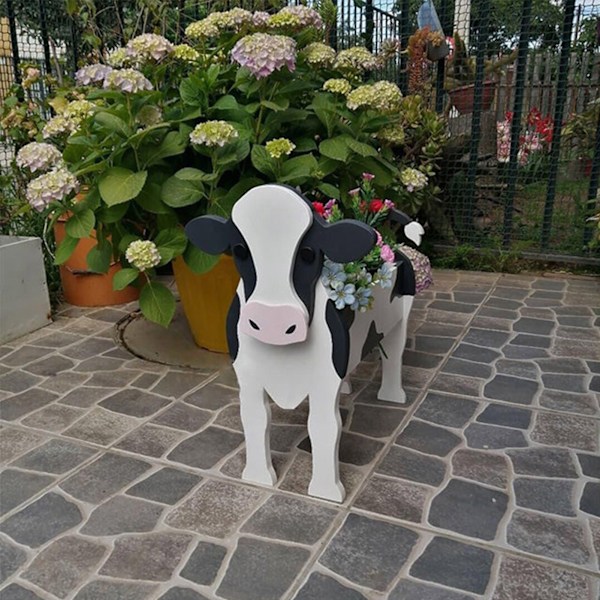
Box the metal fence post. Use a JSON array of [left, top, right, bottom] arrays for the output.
[[434, 0, 450, 114], [502, 0, 532, 247], [463, 0, 490, 238], [5, 0, 21, 84], [399, 0, 411, 95], [365, 0, 374, 52], [540, 0, 576, 250], [37, 0, 53, 76]]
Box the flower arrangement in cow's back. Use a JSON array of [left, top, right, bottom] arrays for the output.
[[315, 173, 433, 312]]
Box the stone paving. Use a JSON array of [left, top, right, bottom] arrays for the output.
[[0, 269, 599, 600]]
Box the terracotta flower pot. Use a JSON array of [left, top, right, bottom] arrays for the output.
[[448, 80, 496, 114], [53, 220, 140, 307], [173, 254, 240, 353]]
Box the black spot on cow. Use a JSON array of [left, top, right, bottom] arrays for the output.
[[226, 294, 241, 360], [391, 253, 416, 300], [361, 321, 384, 360], [325, 300, 351, 378]]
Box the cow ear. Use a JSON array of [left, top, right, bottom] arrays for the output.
[[388, 208, 412, 226], [185, 215, 231, 255], [316, 219, 377, 263]]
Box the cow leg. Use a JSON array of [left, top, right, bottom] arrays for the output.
[[340, 377, 352, 394], [239, 385, 277, 486], [377, 296, 413, 404], [307, 379, 345, 502]]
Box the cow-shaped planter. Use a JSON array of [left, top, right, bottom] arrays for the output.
[[186, 184, 424, 502]]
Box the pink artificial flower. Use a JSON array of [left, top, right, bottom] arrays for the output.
[[380, 244, 395, 263], [348, 188, 360, 196], [375, 230, 383, 247], [362, 172, 375, 181], [323, 199, 336, 219], [383, 199, 395, 210]]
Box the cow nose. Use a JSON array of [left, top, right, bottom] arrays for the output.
[[240, 302, 308, 345]]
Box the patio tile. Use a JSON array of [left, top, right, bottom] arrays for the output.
[[389, 580, 475, 600], [514, 478, 576, 516], [81, 495, 164, 535], [116, 424, 186, 458], [428, 479, 508, 541], [483, 374, 539, 405], [74, 356, 125, 372], [131, 372, 161, 389], [0, 536, 28, 584], [377, 445, 447, 486], [542, 374, 589, 393], [0, 346, 50, 367], [99, 388, 171, 417], [60, 337, 117, 360], [355, 476, 430, 523], [577, 452, 600, 478], [217, 538, 310, 600], [348, 403, 406, 438], [73, 580, 157, 599], [30, 331, 83, 348], [165, 480, 263, 537], [159, 587, 210, 600], [99, 533, 192, 581], [58, 386, 112, 408], [152, 371, 211, 398], [86, 369, 141, 387], [465, 423, 528, 449], [410, 537, 494, 595], [502, 345, 549, 359], [319, 513, 418, 591], [492, 555, 594, 600], [396, 421, 461, 457], [294, 572, 368, 600], [0, 369, 42, 394], [0, 470, 54, 516], [508, 447, 579, 478], [531, 412, 598, 452], [451, 449, 509, 489], [415, 392, 478, 428], [21, 536, 106, 598], [0, 584, 44, 599], [151, 403, 212, 432], [63, 408, 138, 445], [462, 328, 510, 348], [241, 494, 337, 545], [0, 428, 46, 465], [495, 359, 539, 379], [298, 431, 384, 466], [126, 467, 200, 505], [476, 404, 531, 429], [553, 337, 600, 360], [21, 404, 86, 432], [167, 426, 244, 469], [441, 358, 493, 379], [538, 390, 598, 416], [23, 355, 75, 377], [536, 357, 589, 373], [513, 317, 555, 335], [0, 388, 57, 419], [428, 373, 482, 397], [12, 439, 96, 474], [0, 492, 82, 547], [507, 509, 591, 565], [580, 482, 600, 517], [180, 541, 228, 586], [60, 453, 151, 503]]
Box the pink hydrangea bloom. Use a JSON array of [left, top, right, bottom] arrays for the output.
[[231, 33, 296, 79], [380, 244, 395, 263], [75, 64, 113, 86], [103, 69, 153, 93]]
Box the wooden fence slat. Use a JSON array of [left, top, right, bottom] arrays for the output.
[[542, 50, 553, 116], [529, 53, 542, 113]]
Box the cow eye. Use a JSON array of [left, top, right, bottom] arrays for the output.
[[300, 247, 316, 263], [233, 244, 249, 260]]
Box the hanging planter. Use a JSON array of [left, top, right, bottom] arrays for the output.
[[427, 39, 450, 61]]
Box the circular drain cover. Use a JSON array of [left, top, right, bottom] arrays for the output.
[[118, 303, 231, 370]]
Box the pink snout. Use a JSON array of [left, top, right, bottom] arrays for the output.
[[239, 302, 308, 345]]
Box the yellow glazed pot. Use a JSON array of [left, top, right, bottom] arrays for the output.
[[173, 255, 240, 353]]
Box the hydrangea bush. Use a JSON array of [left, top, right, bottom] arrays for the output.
[[10, 4, 445, 326]]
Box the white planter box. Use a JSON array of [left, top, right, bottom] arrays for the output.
[[0, 235, 52, 344]]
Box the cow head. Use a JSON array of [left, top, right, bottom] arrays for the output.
[[185, 184, 376, 346]]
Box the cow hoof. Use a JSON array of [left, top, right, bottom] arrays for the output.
[[340, 380, 352, 394], [242, 466, 277, 487], [377, 388, 407, 404], [308, 480, 346, 503]]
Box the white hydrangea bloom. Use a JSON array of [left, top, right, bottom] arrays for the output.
[[103, 69, 153, 93], [189, 121, 239, 147], [16, 142, 63, 173], [125, 240, 161, 271], [127, 33, 174, 62], [26, 168, 79, 212]]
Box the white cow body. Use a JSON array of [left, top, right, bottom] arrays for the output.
[[186, 184, 419, 502]]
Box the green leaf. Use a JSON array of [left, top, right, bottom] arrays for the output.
[[317, 183, 341, 199], [65, 209, 95, 239], [141, 131, 188, 166], [155, 228, 188, 263], [136, 182, 173, 214], [175, 167, 216, 183], [280, 154, 318, 184], [97, 202, 129, 223], [113, 268, 139, 291], [213, 95, 239, 111], [99, 168, 148, 206], [261, 98, 289, 112], [86, 243, 112, 274], [180, 77, 205, 106], [344, 136, 378, 157], [294, 137, 318, 152], [357, 156, 395, 187], [250, 145, 276, 177], [78, 187, 101, 211], [118, 233, 141, 254], [319, 137, 350, 162], [139, 281, 176, 327], [161, 175, 204, 208], [54, 235, 79, 265], [94, 111, 131, 137], [183, 245, 220, 274]]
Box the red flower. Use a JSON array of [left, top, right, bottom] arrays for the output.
[[312, 201, 325, 216], [369, 199, 384, 213]]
